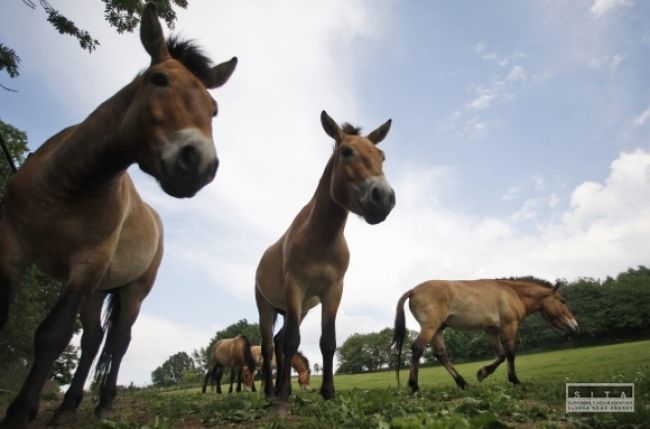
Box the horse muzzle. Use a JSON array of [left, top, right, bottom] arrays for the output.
[[563, 318, 580, 336], [159, 129, 219, 198], [359, 176, 396, 225]]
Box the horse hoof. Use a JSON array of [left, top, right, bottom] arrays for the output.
[[508, 375, 521, 385], [268, 401, 291, 419], [94, 406, 114, 420], [456, 377, 469, 390], [50, 409, 76, 426], [477, 368, 487, 382]]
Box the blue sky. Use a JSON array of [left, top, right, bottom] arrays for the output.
[[1, 0, 649, 386]]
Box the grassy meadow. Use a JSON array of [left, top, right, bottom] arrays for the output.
[[1, 340, 649, 428]]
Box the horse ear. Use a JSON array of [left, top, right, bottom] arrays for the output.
[[366, 119, 392, 145], [140, 3, 170, 64], [205, 57, 238, 89], [321, 110, 342, 141], [552, 283, 561, 293]]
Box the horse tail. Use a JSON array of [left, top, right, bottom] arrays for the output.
[[93, 290, 121, 393], [239, 335, 257, 373], [391, 288, 412, 386]]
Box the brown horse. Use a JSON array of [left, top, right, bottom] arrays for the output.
[[0, 4, 236, 428], [248, 345, 313, 392], [202, 335, 257, 394], [392, 277, 579, 392], [255, 111, 395, 417]]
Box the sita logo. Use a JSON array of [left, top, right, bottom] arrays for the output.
[[566, 383, 634, 413]]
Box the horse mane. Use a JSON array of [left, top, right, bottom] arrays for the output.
[[295, 350, 310, 372], [500, 276, 555, 289], [166, 36, 215, 85], [341, 123, 362, 136]]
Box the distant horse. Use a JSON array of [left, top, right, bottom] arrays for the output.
[[0, 4, 236, 428], [248, 345, 313, 392], [255, 111, 395, 417], [392, 277, 579, 392], [202, 335, 257, 394]]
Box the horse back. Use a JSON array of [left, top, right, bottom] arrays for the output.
[[410, 280, 524, 330]]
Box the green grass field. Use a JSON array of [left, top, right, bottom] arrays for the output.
[[2, 340, 649, 428]]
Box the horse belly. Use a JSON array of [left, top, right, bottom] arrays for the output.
[[447, 311, 500, 330], [98, 208, 161, 290]]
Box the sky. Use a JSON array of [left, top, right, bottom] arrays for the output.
[[1, 0, 649, 387]]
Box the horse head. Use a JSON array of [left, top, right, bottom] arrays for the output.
[[540, 284, 579, 336], [122, 3, 237, 198], [320, 111, 396, 224]]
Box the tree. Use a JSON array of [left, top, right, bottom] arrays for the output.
[[1, 0, 188, 90], [151, 351, 195, 387]]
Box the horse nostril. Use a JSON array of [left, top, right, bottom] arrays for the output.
[[178, 145, 199, 172], [371, 187, 382, 203]]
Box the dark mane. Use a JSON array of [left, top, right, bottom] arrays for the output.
[[500, 276, 555, 289], [167, 37, 214, 85], [341, 123, 362, 136]]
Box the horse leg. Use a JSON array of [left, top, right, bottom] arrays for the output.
[[202, 365, 214, 393], [215, 365, 224, 394], [408, 326, 434, 393], [269, 289, 303, 418], [94, 284, 153, 418], [51, 291, 107, 425], [273, 326, 285, 393], [0, 227, 25, 331], [1, 289, 85, 429], [502, 323, 521, 384], [477, 330, 505, 382], [256, 286, 277, 400], [319, 286, 342, 401], [431, 332, 467, 389]]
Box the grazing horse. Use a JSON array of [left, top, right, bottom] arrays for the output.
[[392, 277, 579, 392], [202, 335, 257, 394], [255, 111, 395, 417], [248, 345, 313, 392], [0, 4, 236, 428]]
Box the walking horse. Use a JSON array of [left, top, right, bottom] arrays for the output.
[[202, 335, 257, 394], [255, 111, 396, 417], [248, 345, 313, 392], [0, 4, 236, 427], [392, 277, 579, 392]]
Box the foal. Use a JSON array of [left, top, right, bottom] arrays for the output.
[[0, 4, 236, 428], [392, 277, 579, 392], [255, 111, 395, 417]]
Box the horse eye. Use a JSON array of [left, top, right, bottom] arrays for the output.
[[151, 73, 169, 87], [340, 146, 354, 158]]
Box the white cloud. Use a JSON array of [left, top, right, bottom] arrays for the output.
[[506, 65, 527, 82], [590, 0, 632, 18], [467, 90, 498, 111], [589, 54, 625, 73], [633, 108, 650, 126], [502, 184, 522, 201]]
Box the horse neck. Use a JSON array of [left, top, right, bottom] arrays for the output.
[[48, 80, 138, 195], [508, 282, 552, 316], [304, 154, 348, 244]]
